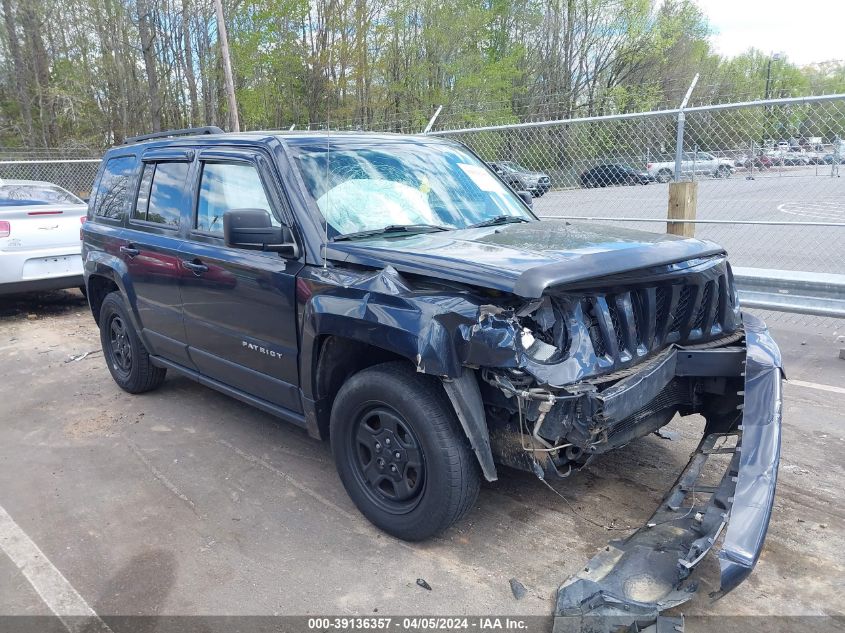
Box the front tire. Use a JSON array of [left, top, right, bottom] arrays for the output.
[[330, 362, 480, 541], [99, 292, 166, 394]]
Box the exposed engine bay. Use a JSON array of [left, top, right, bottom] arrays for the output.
[[467, 255, 743, 480]]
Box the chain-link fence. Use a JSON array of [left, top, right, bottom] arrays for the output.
[[0, 159, 100, 200], [430, 95, 845, 283], [2, 95, 842, 327]]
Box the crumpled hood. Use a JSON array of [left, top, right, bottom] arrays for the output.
[[326, 219, 726, 298]]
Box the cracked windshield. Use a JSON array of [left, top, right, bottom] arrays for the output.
[[289, 140, 533, 238]]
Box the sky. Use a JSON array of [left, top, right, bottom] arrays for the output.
[[693, 0, 845, 65]]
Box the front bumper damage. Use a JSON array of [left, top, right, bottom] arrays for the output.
[[553, 313, 783, 632]]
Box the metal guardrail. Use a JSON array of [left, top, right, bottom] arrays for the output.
[[538, 215, 845, 227], [733, 268, 845, 318]]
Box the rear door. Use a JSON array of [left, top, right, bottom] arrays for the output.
[[122, 149, 194, 366], [177, 147, 304, 412]]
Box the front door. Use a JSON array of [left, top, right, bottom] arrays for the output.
[[178, 149, 304, 412]]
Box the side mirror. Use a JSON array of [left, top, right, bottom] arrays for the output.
[[517, 190, 533, 208], [223, 208, 299, 258]]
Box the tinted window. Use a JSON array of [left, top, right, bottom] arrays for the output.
[[196, 162, 277, 235], [132, 164, 154, 222], [94, 156, 137, 220], [0, 184, 82, 205], [133, 162, 188, 228]]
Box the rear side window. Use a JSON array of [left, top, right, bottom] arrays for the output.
[[132, 162, 188, 228], [94, 156, 137, 220]]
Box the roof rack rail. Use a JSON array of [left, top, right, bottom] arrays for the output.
[[123, 126, 225, 144]]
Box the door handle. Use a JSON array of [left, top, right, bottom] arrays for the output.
[[182, 260, 209, 274], [120, 245, 140, 257]]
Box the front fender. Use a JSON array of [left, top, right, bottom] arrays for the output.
[[297, 267, 482, 397], [296, 266, 499, 480]]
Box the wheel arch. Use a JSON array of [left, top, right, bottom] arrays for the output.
[[84, 259, 151, 355], [302, 333, 497, 482], [306, 334, 409, 440], [86, 274, 120, 326]]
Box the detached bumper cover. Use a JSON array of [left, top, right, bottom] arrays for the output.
[[554, 313, 782, 630], [718, 314, 782, 592]]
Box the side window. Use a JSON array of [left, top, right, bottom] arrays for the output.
[[132, 162, 188, 228], [94, 156, 137, 220], [195, 162, 279, 235], [132, 164, 154, 222]]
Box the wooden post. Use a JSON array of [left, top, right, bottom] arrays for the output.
[[667, 181, 698, 238]]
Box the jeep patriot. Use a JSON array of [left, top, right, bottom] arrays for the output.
[[82, 127, 783, 622]]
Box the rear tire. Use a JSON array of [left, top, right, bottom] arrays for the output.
[[330, 362, 480, 541], [99, 292, 166, 394], [656, 169, 673, 183]]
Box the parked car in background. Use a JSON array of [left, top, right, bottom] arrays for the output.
[[736, 152, 774, 170], [646, 151, 734, 183], [580, 163, 654, 187], [822, 153, 845, 165], [768, 149, 811, 166], [0, 179, 87, 295], [801, 151, 826, 165], [488, 161, 551, 197], [802, 144, 827, 165]]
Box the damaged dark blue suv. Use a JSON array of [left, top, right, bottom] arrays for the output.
[[82, 128, 782, 625]]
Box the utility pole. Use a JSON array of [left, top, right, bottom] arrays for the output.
[[764, 52, 782, 101], [213, 0, 240, 132]]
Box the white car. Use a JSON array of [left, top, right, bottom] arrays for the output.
[[646, 151, 734, 183], [0, 179, 87, 295]]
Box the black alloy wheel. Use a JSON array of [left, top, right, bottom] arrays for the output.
[[348, 406, 426, 513], [107, 314, 132, 378]]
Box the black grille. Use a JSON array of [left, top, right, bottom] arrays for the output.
[[607, 300, 626, 353], [587, 307, 607, 357], [656, 286, 670, 318], [693, 281, 713, 331], [672, 286, 693, 333], [580, 261, 735, 368], [631, 291, 644, 347]]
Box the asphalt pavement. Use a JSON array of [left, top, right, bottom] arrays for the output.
[[0, 290, 842, 629], [534, 166, 845, 274]]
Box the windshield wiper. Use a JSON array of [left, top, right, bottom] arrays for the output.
[[466, 215, 530, 229], [332, 224, 451, 242]]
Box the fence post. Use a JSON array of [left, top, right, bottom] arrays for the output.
[[667, 181, 698, 237], [668, 74, 700, 236], [673, 111, 686, 182], [672, 74, 699, 182]]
